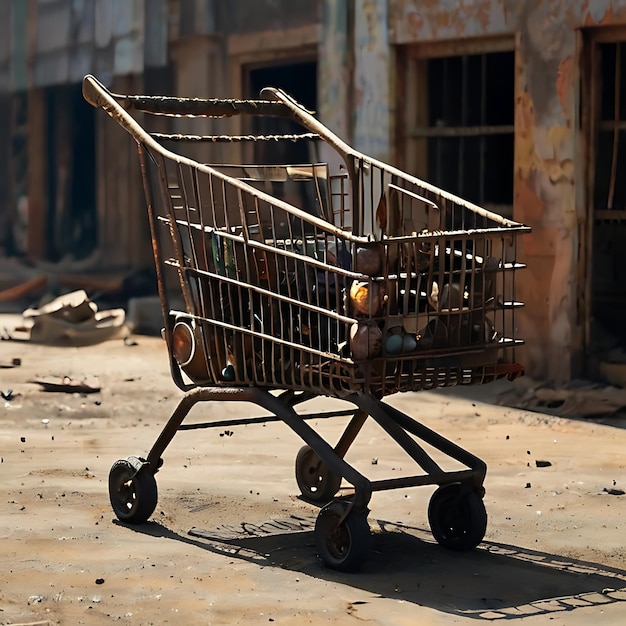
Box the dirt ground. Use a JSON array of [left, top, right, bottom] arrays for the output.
[[1, 312, 625, 626]]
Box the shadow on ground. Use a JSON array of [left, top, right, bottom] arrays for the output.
[[115, 515, 626, 621]]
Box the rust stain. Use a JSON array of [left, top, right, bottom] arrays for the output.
[[515, 90, 537, 180], [556, 56, 574, 116], [516, 90, 573, 185], [406, 11, 423, 38], [515, 173, 544, 226]]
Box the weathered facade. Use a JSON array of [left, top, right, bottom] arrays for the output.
[[1, 0, 625, 385], [385, 0, 626, 384]]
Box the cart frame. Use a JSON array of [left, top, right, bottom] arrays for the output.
[[83, 74, 528, 571]]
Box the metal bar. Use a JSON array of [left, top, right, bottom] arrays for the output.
[[145, 387, 265, 470], [353, 395, 444, 476], [151, 132, 319, 142], [178, 408, 356, 431], [333, 409, 369, 458], [408, 125, 514, 138], [251, 390, 372, 513], [608, 42, 621, 209], [115, 94, 294, 118], [479, 54, 487, 205], [370, 469, 477, 492], [599, 120, 626, 131], [375, 400, 487, 488], [594, 209, 626, 220]]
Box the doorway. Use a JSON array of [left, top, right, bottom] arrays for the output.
[[584, 31, 626, 379], [246, 60, 317, 166], [45, 83, 97, 262]]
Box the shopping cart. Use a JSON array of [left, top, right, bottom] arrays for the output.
[[83, 74, 529, 571]]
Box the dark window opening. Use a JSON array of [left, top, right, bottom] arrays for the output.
[[45, 83, 97, 262], [594, 42, 626, 214], [414, 50, 515, 213], [589, 40, 626, 359]]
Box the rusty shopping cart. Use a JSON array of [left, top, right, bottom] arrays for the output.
[[83, 74, 529, 571]]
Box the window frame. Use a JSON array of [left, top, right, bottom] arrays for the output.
[[399, 37, 516, 217]]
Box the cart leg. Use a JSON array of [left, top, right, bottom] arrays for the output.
[[334, 409, 368, 458], [252, 389, 372, 514], [377, 400, 487, 490], [294, 409, 368, 504], [144, 387, 263, 473]]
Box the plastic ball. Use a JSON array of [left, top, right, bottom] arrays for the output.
[[355, 245, 382, 276], [350, 323, 383, 360], [221, 364, 236, 381], [402, 333, 418, 353], [384, 332, 404, 356]]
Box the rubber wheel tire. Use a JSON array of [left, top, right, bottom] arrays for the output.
[[295, 445, 342, 503], [428, 484, 487, 551], [314, 501, 371, 572], [109, 458, 158, 523]]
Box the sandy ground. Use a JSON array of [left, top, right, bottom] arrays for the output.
[[1, 314, 626, 625]]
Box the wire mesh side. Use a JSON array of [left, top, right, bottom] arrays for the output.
[[141, 143, 525, 398]]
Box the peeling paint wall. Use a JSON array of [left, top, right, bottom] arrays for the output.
[[353, 0, 392, 159], [388, 0, 626, 382], [319, 1, 352, 142]]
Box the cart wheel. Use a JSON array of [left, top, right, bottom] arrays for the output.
[[295, 445, 342, 503], [428, 484, 487, 551], [109, 458, 158, 523], [314, 501, 371, 571]]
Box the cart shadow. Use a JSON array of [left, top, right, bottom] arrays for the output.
[[114, 516, 626, 620]]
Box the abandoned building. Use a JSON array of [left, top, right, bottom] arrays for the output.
[[0, 0, 625, 386]]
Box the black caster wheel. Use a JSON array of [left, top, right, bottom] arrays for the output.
[[314, 501, 371, 571], [428, 483, 487, 551], [295, 445, 342, 503], [109, 457, 158, 523]]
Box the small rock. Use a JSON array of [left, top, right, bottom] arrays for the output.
[[603, 487, 625, 496], [371, 458, 378, 465], [20, 436, 26, 443], [95, 578, 105, 585], [535, 460, 552, 468], [525, 482, 531, 488]]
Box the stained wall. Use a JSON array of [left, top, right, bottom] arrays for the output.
[[319, 0, 626, 381]]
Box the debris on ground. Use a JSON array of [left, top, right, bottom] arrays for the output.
[[14, 290, 127, 346], [535, 460, 552, 468], [497, 376, 626, 418], [31, 376, 101, 394], [0, 357, 21, 368]]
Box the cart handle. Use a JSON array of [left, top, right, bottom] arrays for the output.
[[83, 76, 297, 119], [82, 74, 372, 245], [261, 87, 528, 231]]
